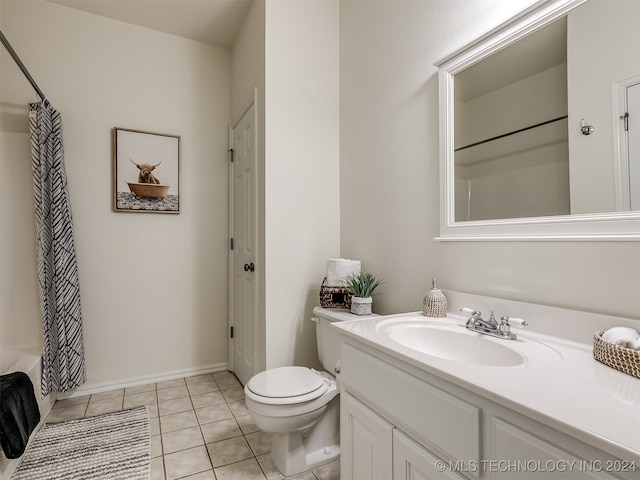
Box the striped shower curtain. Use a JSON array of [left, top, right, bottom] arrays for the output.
[[29, 100, 86, 395]]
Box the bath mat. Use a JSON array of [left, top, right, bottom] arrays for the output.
[[12, 406, 150, 480]]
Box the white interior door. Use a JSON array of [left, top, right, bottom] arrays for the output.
[[229, 94, 258, 386]]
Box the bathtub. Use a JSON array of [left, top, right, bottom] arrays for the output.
[[0, 347, 56, 479]]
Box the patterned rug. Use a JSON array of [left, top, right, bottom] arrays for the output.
[[12, 406, 150, 480]]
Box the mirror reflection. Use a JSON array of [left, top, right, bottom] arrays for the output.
[[453, 0, 640, 222]]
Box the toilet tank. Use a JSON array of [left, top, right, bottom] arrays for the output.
[[312, 306, 378, 374]]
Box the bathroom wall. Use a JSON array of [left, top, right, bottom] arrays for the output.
[[339, 0, 640, 321], [0, 0, 231, 391], [262, 0, 341, 369], [0, 132, 42, 349], [456, 64, 570, 221]]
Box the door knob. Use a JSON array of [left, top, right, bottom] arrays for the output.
[[244, 262, 255, 272]]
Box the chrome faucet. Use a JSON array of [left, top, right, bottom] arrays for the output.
[[461, 308, 528, 340]]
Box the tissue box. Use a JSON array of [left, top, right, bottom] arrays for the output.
[[593, 331, 640, 379], [319, 277, 352, 309]]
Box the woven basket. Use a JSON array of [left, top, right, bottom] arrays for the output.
[[423, 289, 447, 318], [593, 331, 640, 379], [319, 277, 352, 309]]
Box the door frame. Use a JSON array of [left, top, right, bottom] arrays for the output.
[[228, 89, 259, 378], [612, 74, 640, 211]]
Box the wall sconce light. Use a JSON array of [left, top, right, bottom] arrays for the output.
[[580, 118, 594, 135]]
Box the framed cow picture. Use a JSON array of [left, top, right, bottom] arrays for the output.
[[113, 127, 181, 213]]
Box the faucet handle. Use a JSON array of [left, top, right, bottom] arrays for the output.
[[500, 316, 528, 328], [509, 317, 528, 328], [461, 307, 479, 316], [498, 316, 511, 334]]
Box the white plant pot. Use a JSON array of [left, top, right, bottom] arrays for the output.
[[351, 296, 373, 315]]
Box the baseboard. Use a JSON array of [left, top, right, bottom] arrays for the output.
[[57, 362, 230, 399]]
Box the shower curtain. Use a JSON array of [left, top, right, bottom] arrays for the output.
[[29, 100, 86, 395]]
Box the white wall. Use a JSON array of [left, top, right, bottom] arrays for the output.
[[340, 0, 640, 321], [0, 0, 231, 390], [456, 64, 568, 148], [231, 1, 265, 118], [0, 132, 42, 348], [264, 0, 340, 369], [465, 143, 570, 221], [456, 64, 570, 220]]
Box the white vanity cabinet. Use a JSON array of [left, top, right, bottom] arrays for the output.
[[341, 391, 465, 480], [338, 338, 635, 480], [340, 341, 477, 480], [340, 391, 393, 479]]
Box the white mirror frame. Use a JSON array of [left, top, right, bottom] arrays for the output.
[[435, 0, 640, 241]]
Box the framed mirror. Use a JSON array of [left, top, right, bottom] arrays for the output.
[[436, 0, 640, 240]]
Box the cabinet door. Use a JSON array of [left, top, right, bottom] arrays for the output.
[[489, 417, 618, 480], [394, 430, 466, 480], [341, 391, 393, 480]]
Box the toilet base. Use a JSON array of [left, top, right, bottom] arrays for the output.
[[269, 395, 340, 476], [271, 434, 340, 477]]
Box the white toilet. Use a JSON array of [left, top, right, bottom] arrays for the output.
[[244, 306, 373, 476]]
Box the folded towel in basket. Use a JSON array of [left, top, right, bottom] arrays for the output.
[[0, 371, 41, 459], [601, 327, 640, 350]]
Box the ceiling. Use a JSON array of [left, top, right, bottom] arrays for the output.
[[456, 16, 567, 101], [47, 0, 253, 49]]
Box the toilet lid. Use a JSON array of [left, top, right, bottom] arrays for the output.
[[247, 366, 326, 399]]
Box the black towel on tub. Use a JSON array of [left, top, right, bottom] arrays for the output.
[[0, 371, 41, 459]]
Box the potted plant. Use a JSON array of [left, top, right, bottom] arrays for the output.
[[344, 271, 382, 315]]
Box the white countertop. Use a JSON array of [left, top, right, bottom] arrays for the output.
[[332, 311, 640, 463]]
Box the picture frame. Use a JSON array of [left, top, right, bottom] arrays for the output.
[[113, 127, 181, 213]]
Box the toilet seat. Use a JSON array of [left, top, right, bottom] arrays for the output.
[[246, 366, 329, 405]]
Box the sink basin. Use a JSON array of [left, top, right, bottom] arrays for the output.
[[377, 320, 525, 366]]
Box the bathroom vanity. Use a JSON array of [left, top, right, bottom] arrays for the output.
[[332, 294, 640, 480]]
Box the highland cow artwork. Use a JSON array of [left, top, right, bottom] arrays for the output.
[[113, 127, 181, 213]]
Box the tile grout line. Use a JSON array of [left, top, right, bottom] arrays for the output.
[[155, 385, 168, 480], [195, 376, 220, 478]]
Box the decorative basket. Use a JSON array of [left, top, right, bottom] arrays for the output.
[[319, 277, 352, 309], [423, 293, 447, 317], [593, 331, 640, 379], [423, 279, 447, 318]]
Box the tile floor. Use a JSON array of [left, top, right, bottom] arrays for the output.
[[47, 371, 340, 480]]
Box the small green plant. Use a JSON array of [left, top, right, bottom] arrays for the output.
[[344, 271, 383, 298]]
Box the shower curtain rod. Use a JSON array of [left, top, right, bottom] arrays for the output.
[[0, 29, 46, 100]]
